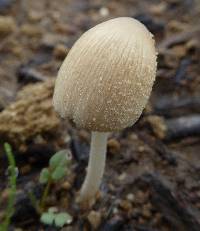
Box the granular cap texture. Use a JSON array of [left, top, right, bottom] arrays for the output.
[[53, 17, 157, 132]]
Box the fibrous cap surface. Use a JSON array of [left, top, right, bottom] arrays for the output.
[[53, 17, 157, 132]]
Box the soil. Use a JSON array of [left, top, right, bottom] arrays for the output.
[[0, 0, 200, 230]]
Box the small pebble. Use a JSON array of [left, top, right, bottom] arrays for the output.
[[0, 16, 16, 35], [149, 2, 167, 15], [167, 20, 186, 32], [61, 181, 71, 190], [34, 135, 45, 144], [11, 45, 23, 57], [128, 133, 138, 141], [41, 33, 57, 48], [126, 193, 135, 202], [138, 145, 146, 153], [99, 7, 109, 17], [21, 24, 43, 37], [87, 210, 102, 229], [64, 134, 71, 144], [186, 39, 199, 52], [28, 10, 43, 22], [112, 207, 119, 214], [108, 183, 115, 192], [53, 44, 68, 59], [142, 207, 152, 219], [146, 115, 167, 139], [171, 45, 186, 58], [54, 23, 77, 35], [119, 199, 132, 212], [118, 172, 127, 181], [108, 138, 120, 154]]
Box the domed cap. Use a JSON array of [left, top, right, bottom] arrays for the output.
[[53, 17, 157, 132]]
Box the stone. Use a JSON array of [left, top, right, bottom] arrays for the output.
[[53, 44, 69, 59], [87, 210, 102, 229], [21, 24, 43, 37], [107, 138, 121, 154], [0, 16, 16, 35]]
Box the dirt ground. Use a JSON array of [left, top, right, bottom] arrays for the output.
[[0, 0, 200, 230]]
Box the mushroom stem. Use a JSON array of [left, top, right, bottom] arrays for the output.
[[79, 131, 109, 203]]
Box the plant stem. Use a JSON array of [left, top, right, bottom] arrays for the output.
[[1, 143, 17, 231], [40, 179, 51, 212], [79, 132, 108, 203], [27, 192, 41, 215]]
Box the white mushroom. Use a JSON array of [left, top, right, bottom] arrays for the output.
[[53, 17, 157, 204]]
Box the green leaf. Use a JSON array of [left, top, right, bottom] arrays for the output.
[[40, 212, 55, 226], [48, 207, 58, 214], [49, 150, 70, 170], [39, 168, 50, 184], [54, 212, 72, 227], [51, 166, 66, 181]]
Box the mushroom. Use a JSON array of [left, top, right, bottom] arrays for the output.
[[53, 17, 157, 204]]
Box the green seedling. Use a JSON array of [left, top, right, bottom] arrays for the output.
[[40, 208, 72, 228], [39, 150, 71, 211], [27, 149, 72, 227], [0, 143, 17, 231], [0, 145, 72, 229]]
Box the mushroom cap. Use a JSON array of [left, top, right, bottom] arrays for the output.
[[53, 17, 157, 132]]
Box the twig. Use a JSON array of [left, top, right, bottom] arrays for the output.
[[174, 58, 191, 85], [165, 115, 200, 140], [135, 173, 200, 231], [147, 114, 200, 141], [17, 67, 47, 83], [154, 96, 200, 116], [138, 132, 177, 165], [158, 26, 200, 51]]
